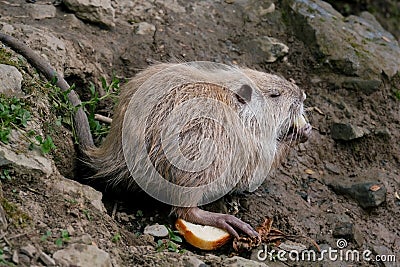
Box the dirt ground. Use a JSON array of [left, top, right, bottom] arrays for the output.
[[0, 0, 399, 266]]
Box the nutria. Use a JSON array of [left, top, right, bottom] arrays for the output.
[[85, 62, 312, 238], [0, 33, 311, 239]]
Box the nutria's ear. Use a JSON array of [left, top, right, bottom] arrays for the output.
[[236, 84, 252, 104]]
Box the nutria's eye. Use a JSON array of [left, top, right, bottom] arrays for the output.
[[269, 91, 281, 98]]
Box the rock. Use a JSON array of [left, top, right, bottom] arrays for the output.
[[375, 127, 391, 140], [222, 256, 268, 267], [143, 224, 169, 237], [155, 0, 185, 13], [63, 0, 115, 27], [39, 251, 56, 266], [0, 204, 7, 230], [182, 255, 206, 267], [0, 146, 53, 177], [333, 222, 363, 245], [372, 245, 397, 267], [50, 177, 106, 213], [247, 37, 289, 63], [331, 122, 365, 141], [341, 77, 382, 95], [20, 244, 37, 258], [18, 253, 31, 265], [284, 0, 400, 80], [324, 162, 341, 175], [0, 64, 23, 96], [53, 244, 112, 267], [12, 250, 19, 265], [278, 240, 307, 252], [25, 4, 57, 20], [135, 22, 156, 36], [325, 177, 387, 208]]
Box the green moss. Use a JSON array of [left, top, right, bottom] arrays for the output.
[[0, 198, 31, 227], [0, 48, 17, 67]]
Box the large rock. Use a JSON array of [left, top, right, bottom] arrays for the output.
[[284, 0, 400, 82], [63, 0, 115, 27], [324, 176, 387, 208], [0, 145, 53, 177], [0, 64, 23, 96], [24, 3, 57, 20]]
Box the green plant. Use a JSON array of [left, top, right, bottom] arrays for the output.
[[40, 230, 52, 241], [0, 247, 14, 266], [48, 76, 120, 144], [55, 229, 70, 247], [0, 169, 11, 181], [112, 233, 121, 243], [155, 225, 183, 253], [82, 76, 120, 140], [136, 210, 143, 217], [0, 94, 57, 154], [395, 90, 400, 100], [0, 95, 31, 144], [34, 135, 56, 154], [82, 209, 92, 221]]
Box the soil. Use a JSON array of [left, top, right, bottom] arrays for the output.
[[0, 0, 399, 266]]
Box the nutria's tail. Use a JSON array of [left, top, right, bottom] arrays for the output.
[[0, 32, 94, 149]]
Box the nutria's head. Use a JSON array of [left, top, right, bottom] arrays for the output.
[[242, 69, 312, 147]]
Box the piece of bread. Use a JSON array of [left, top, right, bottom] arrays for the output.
[[175, 218, 231, 250]]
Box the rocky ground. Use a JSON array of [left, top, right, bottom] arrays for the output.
[[0, 0, 399, 266]]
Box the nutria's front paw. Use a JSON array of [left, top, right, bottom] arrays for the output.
[[176, 207, 258, 239]]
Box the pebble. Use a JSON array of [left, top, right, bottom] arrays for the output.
[[135, 22, 156, 36], [20, 244, 37, 258], [182, 255, 207, 267], [331, 122, 365, 141], [39, 251, 56, 266], [143, 224, 169, 237]]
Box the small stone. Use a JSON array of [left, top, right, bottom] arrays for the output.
[[331, 122, 365, 141], [135, 22, 156, 36], [0, 64, 24, 96], [222, 256, 268, 267], [372, 245, 396, 267], [333, 222, 354, 240], [0, 204, 7, 230], [39, 251, 56, 266], [324, 162, 341, 175], [278, 240, 307, 252], [19, 253, 31, 265], [117, 212, 130, 223], [80, 234, 93, 245], [248, 36, 289, 63], [20, 244, 37, 258], [12, 250, 19, 264], [63, 0, 115, 27], [375, 127, 391, 140], [53, 244, 112, 267], [66, 225, 75, 236], [182, 255, 207, 267], [143, 224, 169, 238]]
